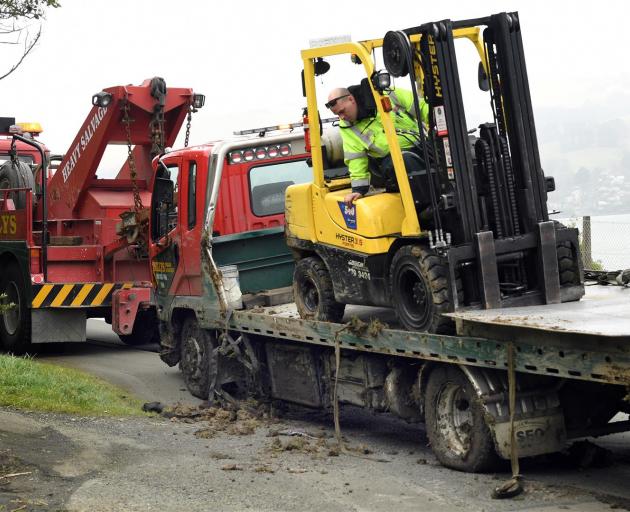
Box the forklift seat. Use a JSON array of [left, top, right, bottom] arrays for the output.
[[348, 78, 376, 120]]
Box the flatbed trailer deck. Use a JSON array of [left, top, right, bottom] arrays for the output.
[[217, 284, 630, 388]]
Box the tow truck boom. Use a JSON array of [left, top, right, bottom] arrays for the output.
[[47, 77, 195, 218]]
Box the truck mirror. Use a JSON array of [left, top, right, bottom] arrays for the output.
[[478, 62, 490, 92]]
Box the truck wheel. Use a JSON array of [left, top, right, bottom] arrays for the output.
[[0, 160, 36, 210], [118, 309, 160, 346], [0, 261, 31, 354], [390, 246, 453, 333], [179, 317, 213, 399], [424, 366, 499, 472], [293, 256, 345, 322]]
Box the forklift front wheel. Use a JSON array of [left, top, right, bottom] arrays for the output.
[[293, 257, 345, 323], [390, 246, 453, 333]]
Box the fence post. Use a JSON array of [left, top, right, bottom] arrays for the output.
[[582, 216, 593, 268]]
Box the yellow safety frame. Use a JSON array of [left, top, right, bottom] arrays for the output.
[[301, 28, 486, 238]]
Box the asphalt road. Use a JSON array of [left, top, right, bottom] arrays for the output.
[[35, 319, 200, 406], [1, 320, 628, 511]]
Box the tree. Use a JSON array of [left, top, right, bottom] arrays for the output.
[[0, 0, 60, 80]]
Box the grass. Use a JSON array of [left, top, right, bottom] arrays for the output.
[[0, 354, 147, 416]]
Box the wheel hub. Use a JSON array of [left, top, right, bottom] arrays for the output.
[[303, 281, 319, 311], [182, 336, 203, 380], [2, 281, 20, 336], [398, 264, 431, 327], [436, 382, 474, 457], [412, 281, 427, 308]]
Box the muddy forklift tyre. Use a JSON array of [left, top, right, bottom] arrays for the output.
[[0, 161, 36, 210], [293, 257, 345, 322], [118, 309, 160, 346], [179, 317, 214, 399], [424, 366, 500, 472], [390, 246, 453, 333], [0, 261, 31, 354]]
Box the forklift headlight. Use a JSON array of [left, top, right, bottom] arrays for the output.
[[371, 70, 391, 93], [193, 94, 205, 109], [92, 91, 113, 108]]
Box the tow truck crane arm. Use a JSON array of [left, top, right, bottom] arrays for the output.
[[47, 77, 195, 219]]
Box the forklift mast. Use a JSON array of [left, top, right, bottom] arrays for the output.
[[383, 12, 584, 309]]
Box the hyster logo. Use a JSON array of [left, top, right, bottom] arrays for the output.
[[61, 106, 108, 183], [427, 35, 443, 98], [0, 214, 17, 235]]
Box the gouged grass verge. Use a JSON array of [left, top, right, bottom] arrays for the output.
[[0, 354, 146, 416]]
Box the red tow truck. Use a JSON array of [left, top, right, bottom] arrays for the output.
[[0, 78, 203, 352]]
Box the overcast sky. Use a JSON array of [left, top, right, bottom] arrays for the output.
[[2, 0, 630, 163]]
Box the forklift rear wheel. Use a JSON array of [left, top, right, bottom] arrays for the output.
[[424, 365, 500, 472], [293, 256, 345, 322], [179, 317, 214, 399], [390, 246, 453, 333], [0, 260, 32, 354], [118, 309, 160, 346]]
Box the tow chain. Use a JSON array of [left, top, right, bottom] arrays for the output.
[[184, 108, 192, 147], [149, 77, 167, 157], [121, 100, 144, 212]]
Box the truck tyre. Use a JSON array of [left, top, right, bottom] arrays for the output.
[[293, 256, 345, 322], [0, 160, 36, 210], [424, 366, 499, 472], [179, 317, 214, 399], [118, 309, 160, 346], [0, 260, 31, 354], [390, 246, 453, 333]]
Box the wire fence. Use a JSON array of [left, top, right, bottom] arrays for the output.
[[560, 214, 630, 271]]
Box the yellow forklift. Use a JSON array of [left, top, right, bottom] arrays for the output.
[[286, 12, 584, 332]]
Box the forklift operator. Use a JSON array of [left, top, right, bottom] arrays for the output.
[[326, 86, 429, 207]]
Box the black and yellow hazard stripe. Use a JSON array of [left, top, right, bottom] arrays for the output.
[[31, 282, 134, 308]]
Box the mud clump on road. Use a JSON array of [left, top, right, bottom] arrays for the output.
[[162, 402, 271, 439], [267, 434, 374, 459]]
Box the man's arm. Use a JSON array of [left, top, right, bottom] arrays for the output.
[[340, 129, 370, 197], [392, 88, 429, 125]]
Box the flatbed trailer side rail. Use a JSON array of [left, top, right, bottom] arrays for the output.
[[211, 310, 630, 387]]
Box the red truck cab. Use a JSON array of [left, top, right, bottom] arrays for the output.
[[149, 130, 312, 298]]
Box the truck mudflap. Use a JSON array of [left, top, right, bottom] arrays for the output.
[[460, 365, 567, 459]]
